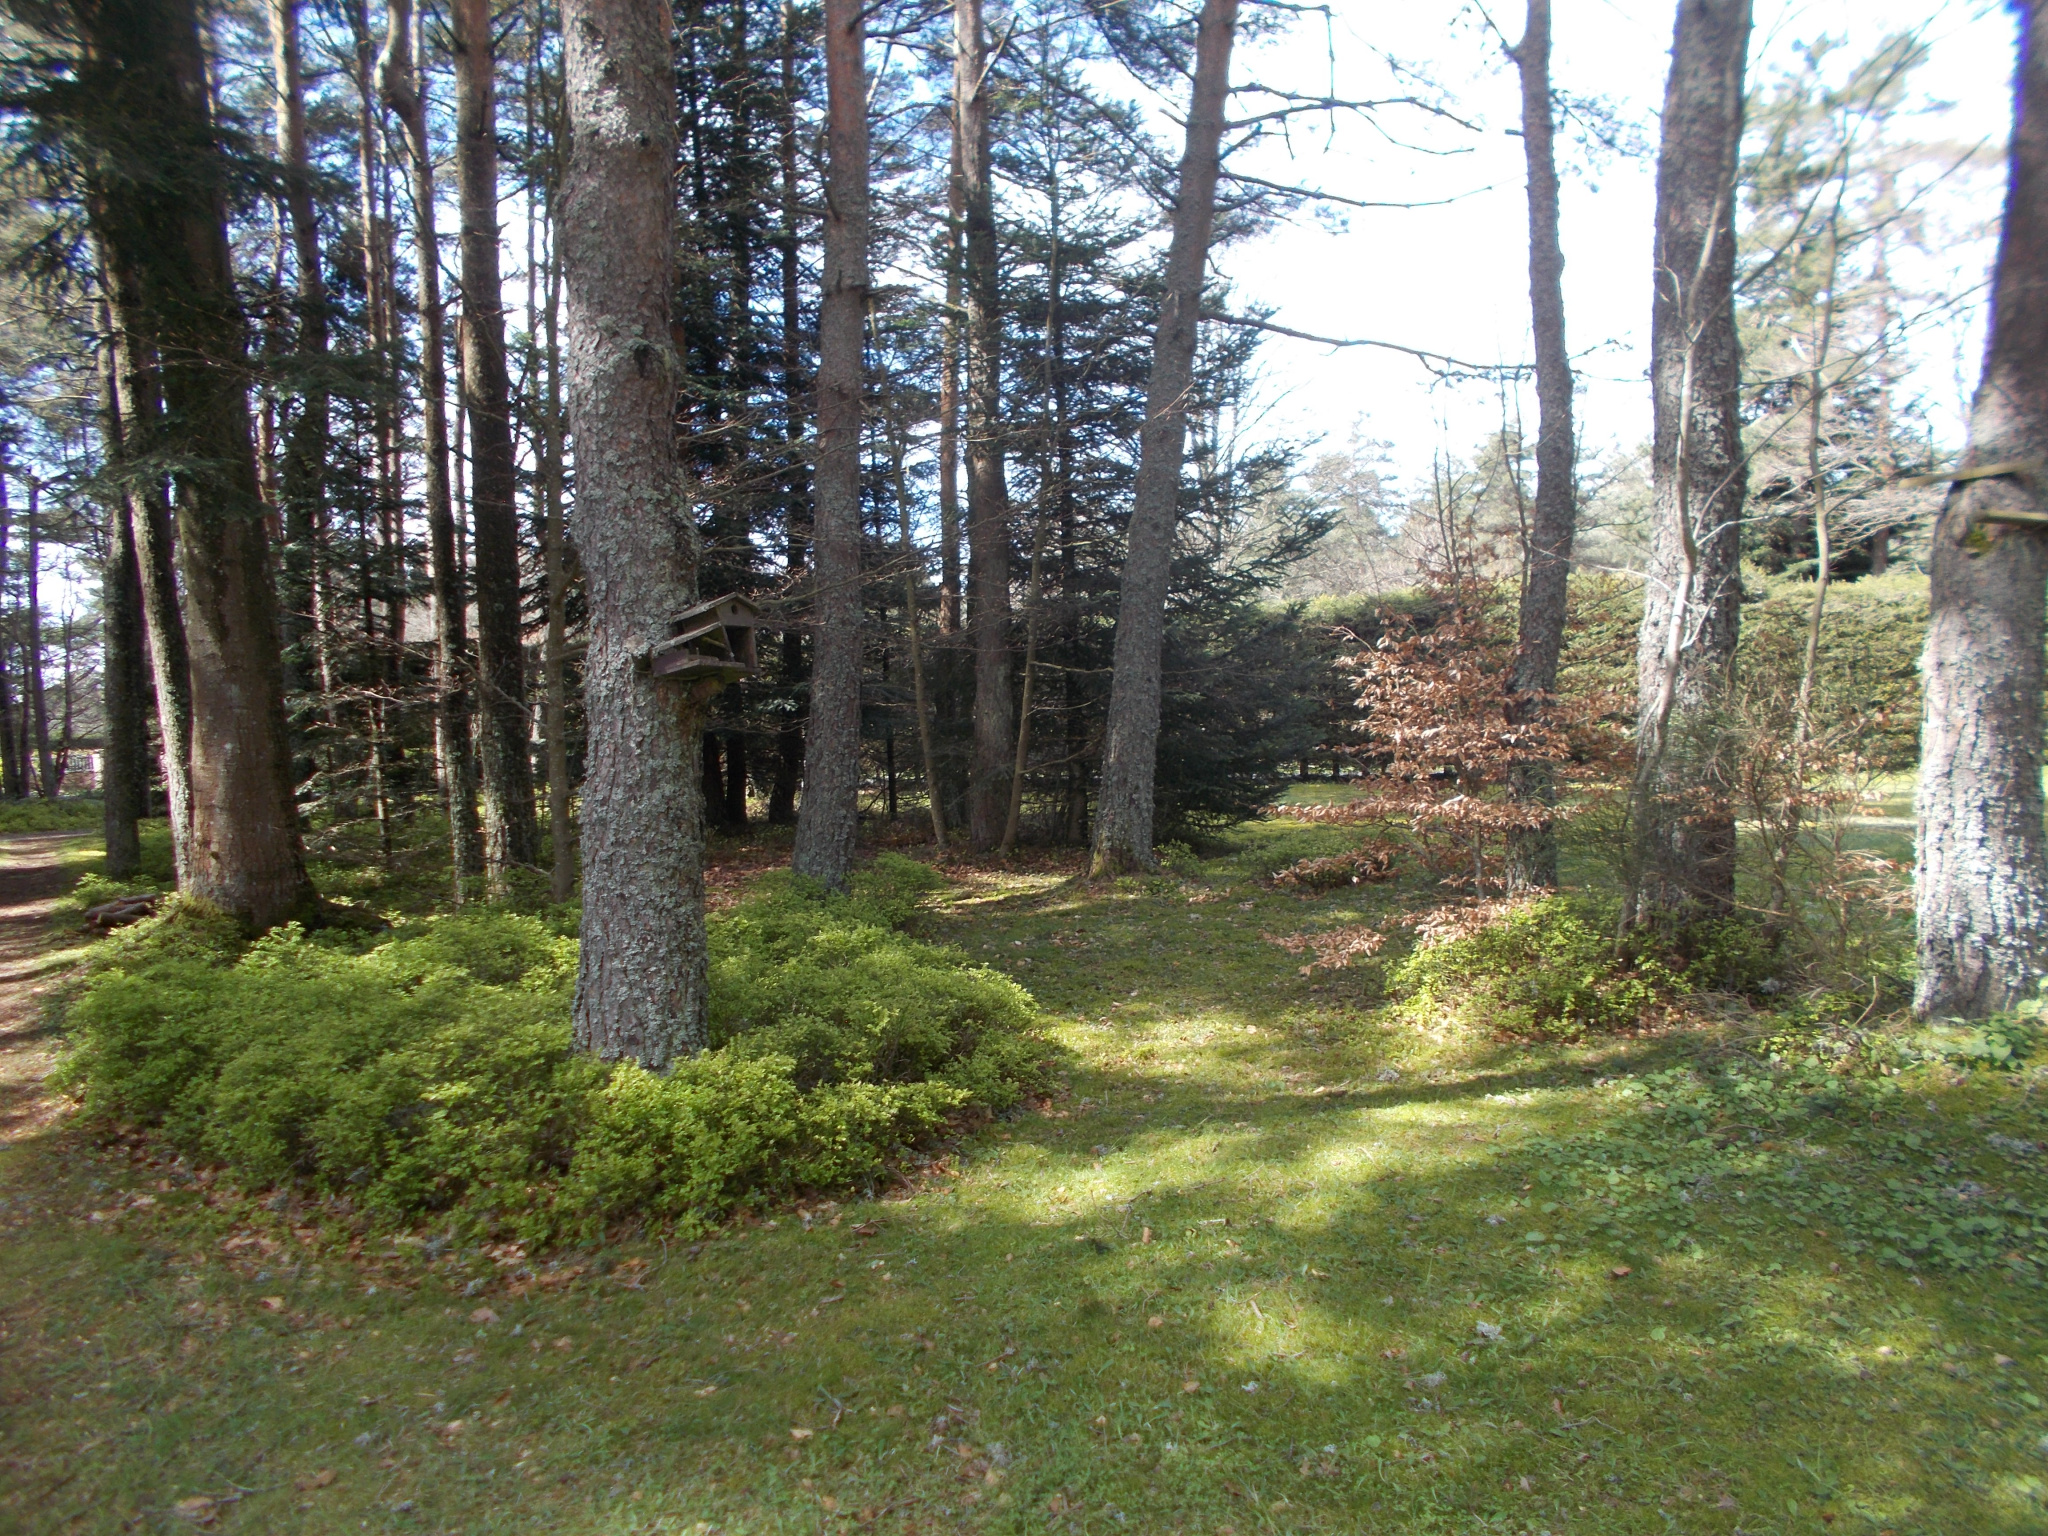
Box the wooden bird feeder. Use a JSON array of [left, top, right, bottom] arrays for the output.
[[643, 593, 762, 683]]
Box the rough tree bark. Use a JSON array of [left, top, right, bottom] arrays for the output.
[[542, 174, 575, 901], [791, 0, 870, 888], [563, 0, 708, 1066], [1628, 0, 1751, 926], [24, 482, 51, 799], [1503, 0, 1577, 892], [0, 471, 16, 803], [98, 253, 195, 880], [956, 0, 1013, 850], [453, 0, 540, 895], [78, 0, 315, 928], [380, 0, 485, 899], [1915, 1, 2048, 1019], [938, 121, 964, 636], [1089, 0, 1239, 877], [267, 0, 327, 700], [95, 308, 150, 874], [770, 0, 806, 827]]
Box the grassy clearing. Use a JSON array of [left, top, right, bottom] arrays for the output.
[[3, 816, 2046, 1535]]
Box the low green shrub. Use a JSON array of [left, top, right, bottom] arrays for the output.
[[0, 796, 105, 834], [56, 854, 1051, 1241], [1392, 896, 1685, 1039]]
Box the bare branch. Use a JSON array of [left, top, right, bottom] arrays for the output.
[[1201, 309, 1528, 379]]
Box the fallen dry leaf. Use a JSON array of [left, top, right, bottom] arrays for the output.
[[790, 1426, 814, 1441], [470, 1307, 499, 1324], [171, 1495, 217, 1524], [259, 1297, 286, 1312], [294, 1469, 336, 1492], [1147, 1315, 1164, 1329]]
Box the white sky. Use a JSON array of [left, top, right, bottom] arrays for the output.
[[1217, 0, 2014, 490]]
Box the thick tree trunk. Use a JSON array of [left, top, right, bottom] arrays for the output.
[[563, 0, 707, 1067], [1504, 0, 1577, 892], [1915, 2, 2048, 1019], [791, 0, 870, 889], [80, 0, 315, 928], [380, 0, 484, 898], [99, 255, 195, 877], [268, 0, 327, 702], [453, 0, 539, 896], [1628, 0, 1751, 926], [1089, 0, 1238, 876], [956, 0, 1013, 851]]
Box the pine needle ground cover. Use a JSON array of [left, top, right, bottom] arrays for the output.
[[3, 821, 2045, 1535]]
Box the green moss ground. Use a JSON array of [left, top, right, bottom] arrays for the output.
[[3, 816, 2045, 1534]]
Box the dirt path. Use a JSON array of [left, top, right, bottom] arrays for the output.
[[0, 834, 86, 1149]]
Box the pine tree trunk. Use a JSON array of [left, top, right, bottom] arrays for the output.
[[541, 157, 575, 902], [79, 0, 315, 928], [0, 470, 17, 804], [562, 0, 707, 1067], [791, 0, 870, 889], [1628, 0, 1751, 926], [938, 122, 964, 636], [381, 0, 484, 898], [770, 0, 805, 828], [1504, 0, 1577, 893], [454, 0, 539, 896], [96, 315, 149, 873], [723, 730, 748, 828], [268, 0, 327, 707], [99, 252, 195, 877], [1090, 0, 1239, 876], [25, 484, 51, 799], [956, 0, 1013, 850], [1914, 0, 2048, 1019]]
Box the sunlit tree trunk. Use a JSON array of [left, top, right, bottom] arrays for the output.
[[1628, 0, 1751, 926], [454, 0, 539, 895], [79, 0, 315, 928], [1090, 0, 1239, 876], [23, 482, 50, 799], [563, 0, 707, 1065], [1915, 1, 2048, 1019], [770, 0, 806, 827], [267, 0, 327, 706], [938, 122, 964, 637], [98, 253, 194, 877], [380, 0, 484, 899], [956, 0, 1013, 850], [791, 0, 869, 889], [1503, 0, 1578, 892], [95, 307, 150, 873]]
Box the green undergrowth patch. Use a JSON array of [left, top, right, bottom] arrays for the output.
[[5, 820, 2048, 1535], [51, 854, 1053, 1243], [0, 795, 106, 834]]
